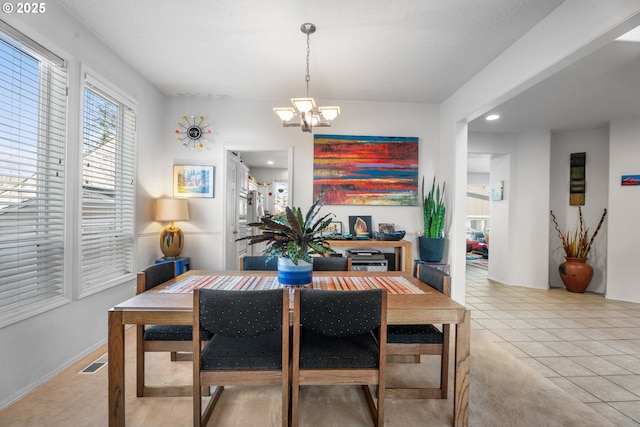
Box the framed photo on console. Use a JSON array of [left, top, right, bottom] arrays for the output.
[[349, 215, 372, 238], [322, 221, 343, 236]]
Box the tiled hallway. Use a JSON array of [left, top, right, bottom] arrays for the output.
[[465, 265, 640, 427]]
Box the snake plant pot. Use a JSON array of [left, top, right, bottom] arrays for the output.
[[277, 257, 312, 286], [418, 236, 445, 262]]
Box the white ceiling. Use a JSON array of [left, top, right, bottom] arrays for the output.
[[466, 34, 640, 173], [57, 0, 565, 103], [55, 0, 639, 173], [469, 38, 640, 134], [239, 150, 289, 170]]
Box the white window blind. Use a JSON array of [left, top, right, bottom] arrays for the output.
[[0, 31, 67, 323], [81, 80, 136, 294]]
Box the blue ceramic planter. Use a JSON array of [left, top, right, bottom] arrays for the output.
[[277, 257, 312, 286]]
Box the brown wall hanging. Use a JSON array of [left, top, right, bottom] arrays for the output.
[[570, 152, 586, 206]]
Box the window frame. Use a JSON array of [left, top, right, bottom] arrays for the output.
[[77, 67, 138, 298], [0, 24, 69, 327]]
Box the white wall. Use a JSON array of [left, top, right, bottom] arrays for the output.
[[469, 132, 551, 289], [467, 172, 489, 186], [549, 127, 610, 293], [440, 0, 640, 304], [607, 118, 640, 303], [488, 154, 510, 283], [1, 5, 165, 408], [160, 97, 440, 270], [511, 132, 551, 289]]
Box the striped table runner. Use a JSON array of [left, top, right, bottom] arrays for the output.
[[160, 275, 425, 295]]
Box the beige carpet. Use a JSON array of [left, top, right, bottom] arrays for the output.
[[0, 328, 615, 427]]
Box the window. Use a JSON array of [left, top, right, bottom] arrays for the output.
[[81, 77, 136, 295], [273, 180, 288, 215], [0, 27, 67, 324]]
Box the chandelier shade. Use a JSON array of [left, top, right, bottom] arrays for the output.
[[274, 23, 340, 133]]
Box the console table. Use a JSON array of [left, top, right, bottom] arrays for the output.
[[326, 239, 412, 273], [155, 257, 191, 275]]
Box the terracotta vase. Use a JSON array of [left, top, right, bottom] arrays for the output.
[[559, 257, 593, 293]]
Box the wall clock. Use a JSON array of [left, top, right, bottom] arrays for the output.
[[175, 115, 211, 149]]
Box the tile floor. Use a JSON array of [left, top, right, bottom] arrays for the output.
[[466, 264, 640, 427]]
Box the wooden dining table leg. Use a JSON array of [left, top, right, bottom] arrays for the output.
[[453, 309, 470, 427], [108, 309, 125, 427]]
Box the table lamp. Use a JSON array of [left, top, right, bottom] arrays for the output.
[[155, 198, 189, 259]]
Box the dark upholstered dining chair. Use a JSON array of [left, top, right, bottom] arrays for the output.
[[312, 256, 352, 271], [136, 262, 210, 397], [291, 289, 387, 427], [240, 255, 278, 271], [193, 288, 289, 427], [386, 265, 451, 399]]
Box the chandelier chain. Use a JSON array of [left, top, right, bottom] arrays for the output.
[[305, 31, 311, 97]]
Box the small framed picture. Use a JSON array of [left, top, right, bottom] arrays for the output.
[[490, 181, 504, 201], [323, 221, 343, 236], [349, 215, 372, 237], [173, 165, 215, 198], [621, 175, 640, 186]]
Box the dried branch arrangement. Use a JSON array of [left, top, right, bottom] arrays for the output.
[[550, 207, 607, 258]]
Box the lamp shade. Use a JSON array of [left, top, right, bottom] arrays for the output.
[[156, 198, 189, 222]]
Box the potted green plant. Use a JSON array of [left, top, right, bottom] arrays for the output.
[[550, 207, 607, 293], [419, 176, 446, 262], [238, 191, 335, 285]]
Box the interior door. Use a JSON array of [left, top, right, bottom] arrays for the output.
[[224, 152, 238, 269]]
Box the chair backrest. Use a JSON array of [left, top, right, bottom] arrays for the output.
[[312, 256, 352, 271], [198, 289, 284, 337], [416, 265, 451, 297], [240, 255, 278, 271], [137, 262, 176, 294], [299, 289, 384, 337]]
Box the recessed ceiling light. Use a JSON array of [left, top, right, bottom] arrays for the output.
[[267, 160, 274, 165], [485, 114, 500, 121]]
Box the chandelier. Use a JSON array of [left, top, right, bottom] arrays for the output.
[[273, 23, 340, 132]]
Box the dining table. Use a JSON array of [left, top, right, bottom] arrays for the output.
[[108, 270, 470, 427]]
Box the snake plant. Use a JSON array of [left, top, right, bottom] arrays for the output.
[[422, 176, 445, 238]]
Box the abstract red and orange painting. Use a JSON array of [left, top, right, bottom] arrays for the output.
[[313, 134, 419, 205]]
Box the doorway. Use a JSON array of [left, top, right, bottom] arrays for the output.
[[223, 147, 293, 269], [466, 153, 491, 273]]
